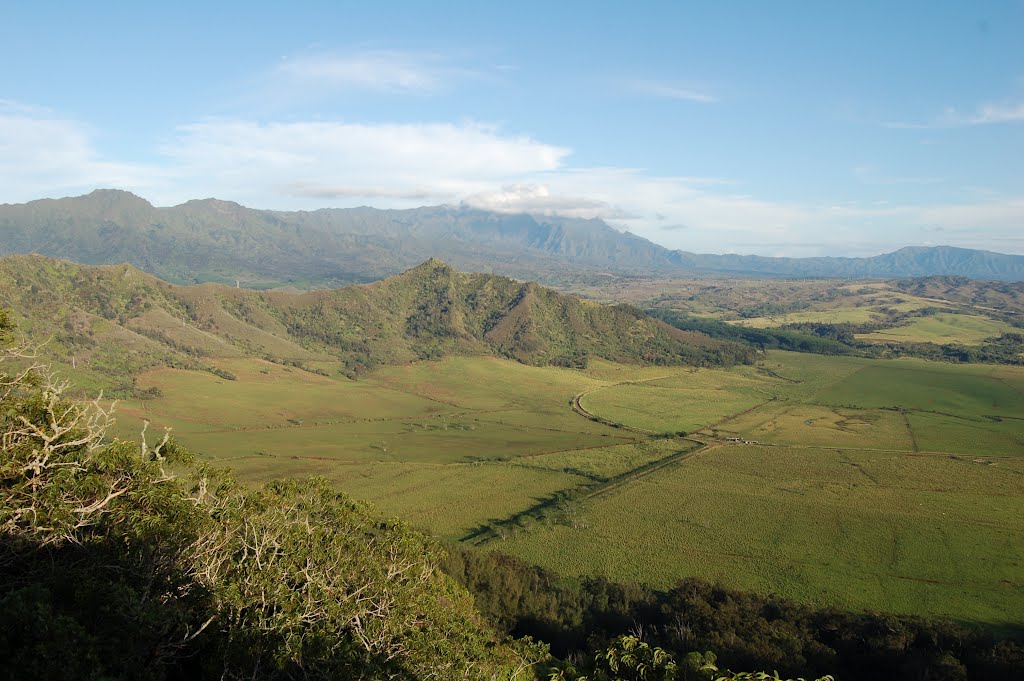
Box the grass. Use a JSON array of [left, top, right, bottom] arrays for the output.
[[815, 361, 1024, 415], [111, 355, 633, 541], [724, 403, 915, 450], [232, 459, 587, 539], [907, 411, 1024, 458], [733, 306, 882, 328], [513, 439, 691, 480], [104, 349, 1024, 628], [118, 358, 451, 431], [857, 313, 1016, 345], [493, 444, 1024, 627], [581, 382, 766, 433]]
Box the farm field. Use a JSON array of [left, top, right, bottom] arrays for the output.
[[109, 350, 1024, 625], [112, 355, 641, 538], [493, 444, 1024, 627], [856, 312, 1017, 345]]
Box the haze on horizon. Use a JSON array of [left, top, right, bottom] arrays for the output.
[[1, 1, 1022, 258]]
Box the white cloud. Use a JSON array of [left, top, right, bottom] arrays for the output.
[[851, 165, 942, 186], [963, 102, 1024, 125], [630, 80, 717, 103], [273, 50, 469, 94], [155, 119, 570, 207], [518, 167, 1024, 256], [0, 101, 158, 203]]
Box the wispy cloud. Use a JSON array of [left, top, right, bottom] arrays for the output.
[[629, 80, 717, 103], [885, 101, 1024, 129], [0, 101, 160, 202], [273, 50, 471, 94]]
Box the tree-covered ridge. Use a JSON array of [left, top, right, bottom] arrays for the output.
[[270, 258, 751, 370], [0, 254, 752, 392]]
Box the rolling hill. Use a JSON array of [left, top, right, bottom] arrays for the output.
[[0, 254, 749, 394], [1, 190, 1022, 285]]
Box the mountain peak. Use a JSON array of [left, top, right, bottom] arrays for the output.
[[79, 188, 153, 206], [412, 257, 451, 272]]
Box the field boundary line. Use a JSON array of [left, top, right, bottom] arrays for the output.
[[460, 438, 703, 545], [583, 441, 710, 501], [901, 409, 920, 452]]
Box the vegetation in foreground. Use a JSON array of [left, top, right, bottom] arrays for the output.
[[0, 311, 539, 680]]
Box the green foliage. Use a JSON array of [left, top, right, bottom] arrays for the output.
[[544, 635, 835, 681], [589, 636, 679, 680], [443, 546, 1024, 681]]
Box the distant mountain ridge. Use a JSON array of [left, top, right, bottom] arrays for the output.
[[674, 246, 1024, 281], [1, 190, 1022, 283]]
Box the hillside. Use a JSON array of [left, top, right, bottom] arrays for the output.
[[0, 254, 748, 394], [2, 190, 1023, 284]]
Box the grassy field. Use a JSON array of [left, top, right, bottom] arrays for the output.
[[856, 312, 1016, 345], [108, 350, 1024, 626], [579, 352, 1024, 458], [493, 444, 1024, 627], [733, 306, 882, 327], [112, 355, 638, 538]]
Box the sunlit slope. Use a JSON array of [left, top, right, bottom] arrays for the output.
[[0, 254, 748, 397]]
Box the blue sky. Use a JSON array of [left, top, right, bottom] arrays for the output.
[[1, 1, 1022, 256]]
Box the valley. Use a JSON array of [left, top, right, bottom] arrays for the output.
[[3, 253, 1023, 677], [105, 348, 1024, 628]]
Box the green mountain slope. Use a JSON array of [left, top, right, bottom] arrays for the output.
[[0, 254, 750, 393], [2, 190, 1021, 284]]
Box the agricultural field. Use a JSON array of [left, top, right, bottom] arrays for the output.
[[493, 444, 1024, 627], [566, 275, 1021, 354], [109, 349, 1024, 626], [855, 312, 1017, 345], [112, 356, 641, 538]]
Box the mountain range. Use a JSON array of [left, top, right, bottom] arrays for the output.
[[2, 189, 1022, 284]]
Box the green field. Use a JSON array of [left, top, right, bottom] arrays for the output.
[[857, 312, 1016, 345], [493, 445, 1024, 627], [113, 356, 639, 538], [109, 350, 1024, 625]]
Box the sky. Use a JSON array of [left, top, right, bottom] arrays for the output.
[[1, 1, 1022, 257]]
